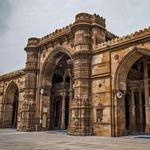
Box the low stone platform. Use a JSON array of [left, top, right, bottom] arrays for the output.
[[0, 129, 150, 150]]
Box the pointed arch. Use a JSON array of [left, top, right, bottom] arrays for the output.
[[5, 81, 18, 104], [38, 46, 74, 130], [115, 47, 150, 91], [3, 81, 19, 128], [40, 46, 74, 87], [114, 46, 150, 136]]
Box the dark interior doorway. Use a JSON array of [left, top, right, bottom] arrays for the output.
[[53, 96, 62, 129], [125, 57, 147, 134], [125, 94, 130, 131], [50, 54, 72, 130], [65, 95, 69, 129], [3, 82, 19, 128], [11, 89, 19, 128]]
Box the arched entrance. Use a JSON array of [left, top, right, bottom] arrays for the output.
[[40, 47, 73, 131], [124, 56, 146, 133], [3, 82, 19, 128], [115, 47, 150, 136]]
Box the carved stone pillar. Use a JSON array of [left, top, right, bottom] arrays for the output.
[[61, 92, 66, 129], [129, 88, 136, 132], [22, 37, 39, 131], [144, 60, 150, 134], [138, 89, 144, 131], [68, 68, 74, 101], [48, 86, 52, 129], [68, 75, 74, 131]]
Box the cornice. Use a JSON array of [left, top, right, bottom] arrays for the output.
[[0, 69, 25, 81], [94, 26, 150, 53], [39, 24, 73, 46]]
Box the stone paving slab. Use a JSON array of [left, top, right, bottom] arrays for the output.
[[0, 129, 150, 150]]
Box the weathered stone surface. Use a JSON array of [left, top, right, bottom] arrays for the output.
[[0, 12, 150, 137]]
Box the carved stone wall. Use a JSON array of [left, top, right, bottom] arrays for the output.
[[0, 12, 150, 137], [0, 69, 25, 130]]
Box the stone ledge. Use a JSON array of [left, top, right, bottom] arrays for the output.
[[0, 69, 25, 81], [97, 26, 150, 49]]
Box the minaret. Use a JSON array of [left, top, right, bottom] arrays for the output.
[[22, 37, 39, 131], [69, 13, 106, 135]]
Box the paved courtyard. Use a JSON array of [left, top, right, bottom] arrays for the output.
[[0, 129, 150, 150]]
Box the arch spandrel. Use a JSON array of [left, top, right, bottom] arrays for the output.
[[115, 47, 150, 92], [40, 46, 74, 87], [40, 46, 74, 67]]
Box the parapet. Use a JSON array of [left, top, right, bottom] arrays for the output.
[[75, 13, 106, 28], [97, 26, 150, 49], [24, 37, 40, 51], [30, 13, 107, 46], [40, 24, 72, 45], [24, 13, 116, 47], [27, 37, 40, 47], [0, 69, 25, 81]]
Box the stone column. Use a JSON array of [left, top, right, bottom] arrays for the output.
[[144, 61, 150, 134], [129, 88, 136, 132], [68, 67, 73, 102], [61, 92, 66, 129], [68, 74, 74, 131], [138, 89, 144, 131], [48, 86, 52, 129]]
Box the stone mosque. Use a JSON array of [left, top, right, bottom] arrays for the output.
[[0, 13, 150, 136]]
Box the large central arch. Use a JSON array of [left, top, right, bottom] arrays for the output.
[[39, 46, 74, 131], [115, 47, 150, 136]]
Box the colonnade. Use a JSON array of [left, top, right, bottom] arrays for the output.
[[126, 59, 150, 134], [128, 86, 144, 132], [144, 60, 150, 134]]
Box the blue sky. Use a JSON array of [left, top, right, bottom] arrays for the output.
[[0, 0, 150, 74]]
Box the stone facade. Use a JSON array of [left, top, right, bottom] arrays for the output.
[[0, 13, 150, 136]]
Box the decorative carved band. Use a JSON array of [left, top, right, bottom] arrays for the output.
[[72, 51, 91, 60]]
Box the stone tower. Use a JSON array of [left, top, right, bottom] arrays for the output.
[[69, 13, 106, 135]]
